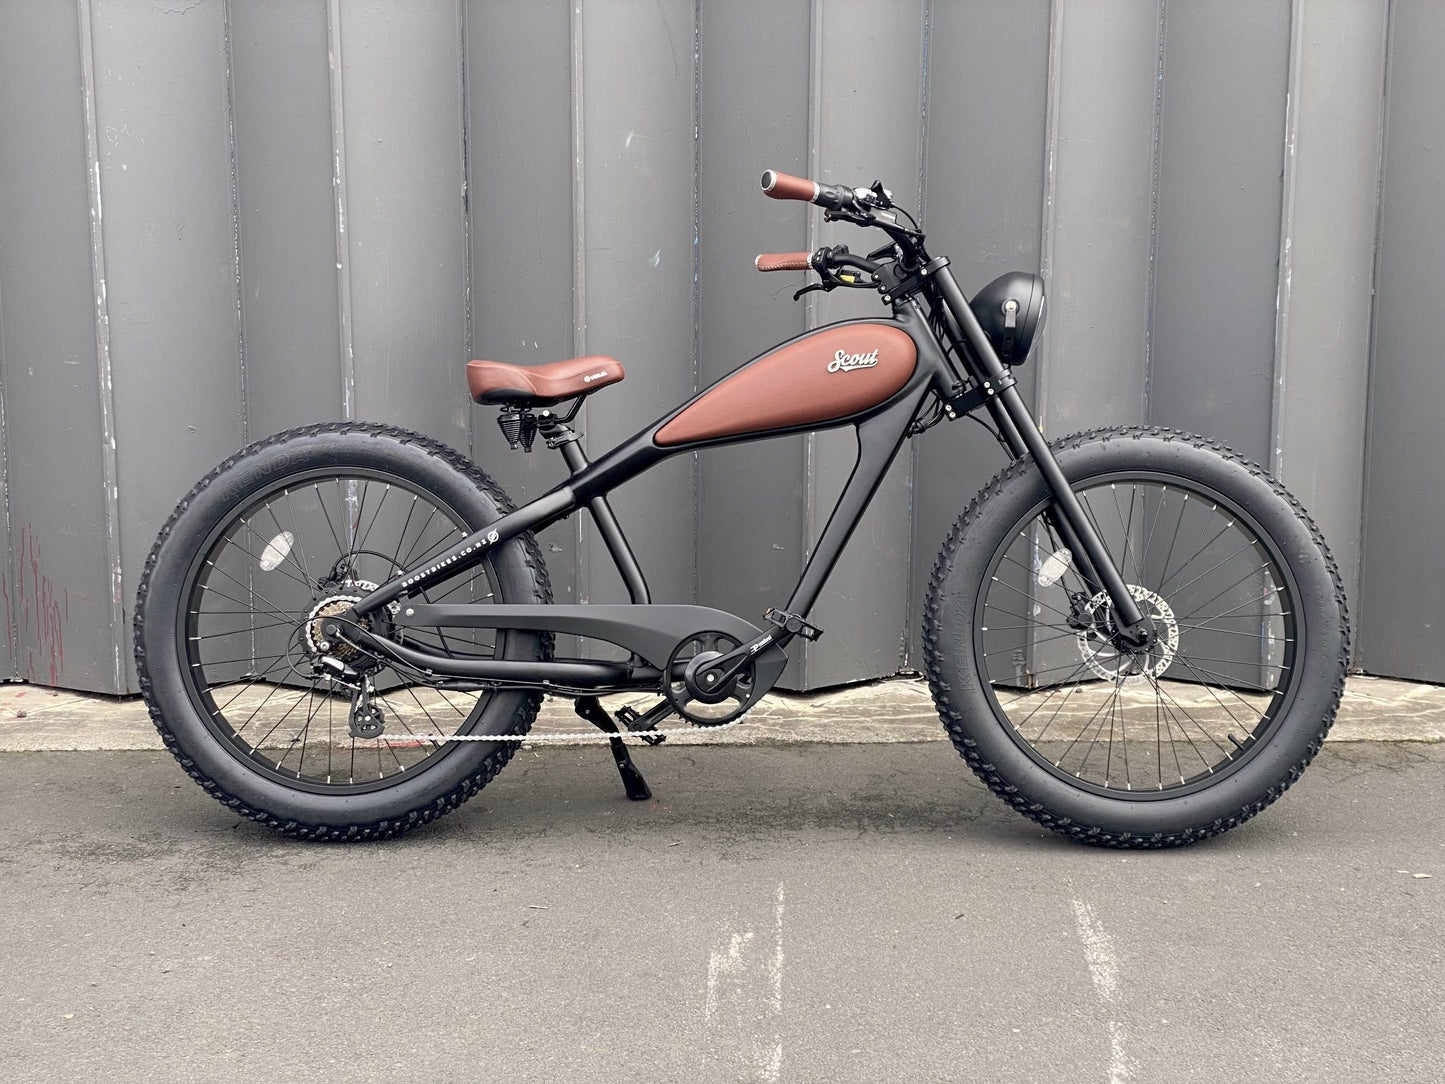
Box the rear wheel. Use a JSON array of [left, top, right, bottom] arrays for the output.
[[924, 427, 1349, 847], [135, 422, 552, 840]]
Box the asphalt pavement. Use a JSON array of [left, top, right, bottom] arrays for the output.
[[2, 738, 1441, 1083]]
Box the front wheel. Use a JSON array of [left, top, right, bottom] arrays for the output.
[[924, 427, 1349, 847]]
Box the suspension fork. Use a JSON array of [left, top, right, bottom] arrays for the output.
[[931, 266, 1152, 645]]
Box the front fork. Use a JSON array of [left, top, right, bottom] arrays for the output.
[[932, 266, 1154, 647]]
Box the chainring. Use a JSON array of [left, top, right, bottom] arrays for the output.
[[664, 631, 758, 726]]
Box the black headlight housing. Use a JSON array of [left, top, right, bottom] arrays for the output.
[[970, 272, 1045, 365]]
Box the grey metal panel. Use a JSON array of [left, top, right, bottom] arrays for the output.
[[909, 0, 1052, 668], [1148, 0, 1289, 467], [1360, 2, 1445, 680], [338, 0, 469, 450], [92, 0, 246, 693], [577, 0, 698, 607], [803, 0, 925, 689], [696, 0, 811, 676], [464, 0, 578, 608], [1271, 0, 1389, 614], [1035, 0, 1158, 433], [0, 2, 138, 691], [229, 0, 344, 438]]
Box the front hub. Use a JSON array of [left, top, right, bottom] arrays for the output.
[[1074, 584, 1179, 684]]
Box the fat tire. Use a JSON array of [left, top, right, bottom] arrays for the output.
[[134, 422, 553, 841], [923, 427, 1349, 848]]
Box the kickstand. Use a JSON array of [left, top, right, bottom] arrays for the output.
[[574, 697, 652, 801]]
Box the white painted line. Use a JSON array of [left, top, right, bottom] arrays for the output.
[[1072, 898, 1134, 1084]]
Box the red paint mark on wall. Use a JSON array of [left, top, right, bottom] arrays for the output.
[[13, 526, 65, 684]]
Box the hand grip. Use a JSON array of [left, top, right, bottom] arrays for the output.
[[755, 251, 813, 273], [760, 169, 819, 202]]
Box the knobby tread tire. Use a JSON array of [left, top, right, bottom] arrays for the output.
[[134, 421, 554, 841], [922, 426, 1350, 848]]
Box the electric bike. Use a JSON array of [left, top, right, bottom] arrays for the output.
[[134, 169, 1349, 846]]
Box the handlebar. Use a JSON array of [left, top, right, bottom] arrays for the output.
[[760, 169, 870, 213], [755, 251, 814, 273]]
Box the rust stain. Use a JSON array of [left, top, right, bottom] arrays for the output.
[[14, 525, 65, 685]]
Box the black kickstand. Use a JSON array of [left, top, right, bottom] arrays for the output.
[[574, 697, 652, 801]]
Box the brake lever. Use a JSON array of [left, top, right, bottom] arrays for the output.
[[792, 281, 835, 302]]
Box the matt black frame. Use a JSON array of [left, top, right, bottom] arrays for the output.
[[333, 257, 1149, 698]]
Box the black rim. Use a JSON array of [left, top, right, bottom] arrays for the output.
[[177, 467, 517, 795], [973, 470, 1302, 800]]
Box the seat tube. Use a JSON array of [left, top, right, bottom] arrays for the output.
[[555, 436, 651, 605]]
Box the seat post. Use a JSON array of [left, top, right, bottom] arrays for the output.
[[540, 416, 651, 605]]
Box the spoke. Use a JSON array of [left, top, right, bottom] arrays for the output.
[[1148, 675, 1231, 759], [313, 483, 347, 557], [1052, 679, 1121, 770], [989, 574, 1076, 622], [1158, 520, 1233, 596], [198, 567, 306, 628], [983, 628, 1084, 658], [1155, 493, 1190, 596], [1178, 565, 1275, 624], [1170, 654, 1277, 696], [1071, 679, 1124, 779], [190, 619, 296, 640], [234, 517, 315, 592], [1187, 591, 1287, 627], [1162, 540, 1256, 604], [354, 483, 392, 558], [210, 656, 296, 713], [251, 685, 316, 755], [1174, 652, 1286, 671], [280, 488, 316, 585], [194, 650, 291, 669], [1171, 655, 1259, 734], [398, 505, 443, 569]]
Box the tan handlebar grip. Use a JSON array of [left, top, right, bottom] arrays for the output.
[[760, 169, 819, 202], [755, 252, 813, 272]]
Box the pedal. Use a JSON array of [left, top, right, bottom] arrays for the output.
[[764, 607, 823, 642], [574, 697, 652, 801], [616, 701, 672, 746]]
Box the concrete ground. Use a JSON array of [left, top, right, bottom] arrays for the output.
[[1, 742, 1441, 1083], [1, 674, 1441, 1083]]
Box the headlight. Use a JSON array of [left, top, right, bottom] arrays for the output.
[[970, 272, 1046, 364]]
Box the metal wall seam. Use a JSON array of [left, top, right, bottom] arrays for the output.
[[1033, 0, 1065, 429], [1358, 0, 1404, 661], [1142, 0, 1167, 422], [569, 0, 590, 616], [222, 0, 249, 446], [1270, 0, 1304, 481], [690, 0, 702, 606], [76, 0, 126, 692], [458, 0, 474, 463], [0, 261, 14, 677], [904, 0, 933, 666], [325, 0, 356, 421], [800, 0, 825, 688], [1355, 0, 1399, 631]]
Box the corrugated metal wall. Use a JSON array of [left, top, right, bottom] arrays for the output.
[[0, 0, 1436, 695]]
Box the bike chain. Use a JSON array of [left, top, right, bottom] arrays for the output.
[[369, 710, 754, 746]]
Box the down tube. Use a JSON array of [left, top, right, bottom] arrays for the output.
[[784, 385, 931, 619]]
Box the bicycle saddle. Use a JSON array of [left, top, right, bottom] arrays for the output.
[[466, 355, 625, 406]]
